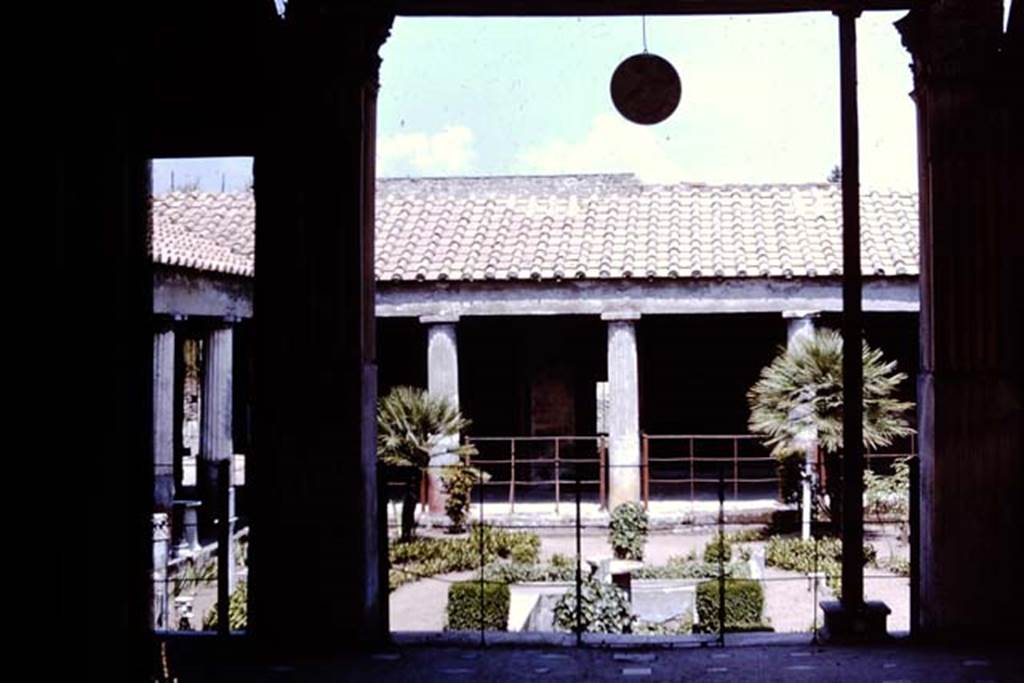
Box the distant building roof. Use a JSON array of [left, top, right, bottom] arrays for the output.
[[151, 173, 918, 282]]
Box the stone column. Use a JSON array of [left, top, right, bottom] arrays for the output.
[[153, 318, 176, 512], [252, 6, 394, 654], [603, 312, 641, 510], [152, 512, 170, 629], [199, 322, 233, 544], [784, 311, 820, 541], [898, 2, 1022, 640], [423, 316, 461, 514]]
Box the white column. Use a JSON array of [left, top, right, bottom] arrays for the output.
[[603, 312, 641, 510], [153, 319, 176, 512], [422, 315, 460, 514], [784, 310, 819, 540]]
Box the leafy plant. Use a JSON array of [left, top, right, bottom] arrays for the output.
[[864, 457, 911, 521], [441, 465, 479, 533], [480, 560, 577, 584], [764, 535, 876, 594], [553, 578, 635, 634], [171, 557, 217, 597], [377, 386, 478, 541], [388, 525, 541, 591], [634, 615, 694, 635], [703, 533, 733, 565], [446, 580, 510, 631], [695, 579, 766, 633], [608, 502, 649, 560], [633, 557, 751, 581], [202, 580, 247, 631], [747, 328, 914, 520]]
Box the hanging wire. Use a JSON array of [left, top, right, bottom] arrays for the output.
[[642, 15, 649, 53]]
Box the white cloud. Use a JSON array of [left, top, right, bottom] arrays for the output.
[[378, 125, 476, 176], [513, 113, 686, 183]]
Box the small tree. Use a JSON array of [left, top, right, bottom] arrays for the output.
[[747, 328, 914, 526], [377, 386, 477, 541]]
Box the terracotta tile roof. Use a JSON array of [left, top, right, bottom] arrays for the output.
[[152, 174, 918, 281], [151, 192, 255, 277]]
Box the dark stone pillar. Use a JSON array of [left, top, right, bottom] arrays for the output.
[[199, 322, 233, 542], [897, 0, 1023, 641], [251, 3, 393, 655], [153, 318, 176, 512]]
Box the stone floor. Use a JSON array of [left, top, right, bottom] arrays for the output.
[[165, 639, 1024, 681]]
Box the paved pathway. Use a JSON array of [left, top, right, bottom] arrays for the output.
[[168, 640, 1024, 681]]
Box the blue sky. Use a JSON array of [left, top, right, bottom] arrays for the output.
[[153, 11, 923, 194]]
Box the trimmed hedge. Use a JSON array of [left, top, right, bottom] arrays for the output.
[[446, 580, 510, 631], [703, 533, 733, 564], [633, 557, 751, 580], [695, 579, 765, 633], [481, 560, 577, 584]]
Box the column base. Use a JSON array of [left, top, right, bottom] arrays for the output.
[[819, 600, 891, 642]]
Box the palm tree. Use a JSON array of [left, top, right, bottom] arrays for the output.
[[377, 386, 477, 541], [747, 328, 914, 530]]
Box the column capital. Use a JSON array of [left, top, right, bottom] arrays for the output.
[[286, 3, 394, 91], [601, 311, 641, 322], [419, 314, 460, 324], [896, 1, 1003, 91]]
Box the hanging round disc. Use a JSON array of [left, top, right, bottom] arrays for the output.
[[610, 53, 681, 125]]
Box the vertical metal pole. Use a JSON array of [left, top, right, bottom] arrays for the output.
[[717, 463, 725, 647], [838, 9, 865, 610], [509, 439, 516, 512], [642, 434, 650, 510], [812, 535, 820, 644], [598, 438, 606, 509], [555, 438, 561, 514], [575, 465, 583, 646], [216, 458, 231, 636], [479, 464, 485, 647], [909, 455, 920, 636], [689, 438, 695, 504], [733, 438, 739, 501]]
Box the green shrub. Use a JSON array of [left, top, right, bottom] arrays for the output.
[[864, 457, 911, 522], [609, 502, 649, 560], [442, 466, 477, 533], [445, 580, 510, 631], [480, 560, 577, 584], [695, 579, 765, 632], [764, 536, 877, 594], [202, 580, 248, 631], [726, 527, 768, 543], [549, 552, 574, 569], [634, 615, 693, 635], [633, 557, 751, 580], [388, 525, 540, 591], [703, 533, 733, 564], [553, 578, 635, 634]]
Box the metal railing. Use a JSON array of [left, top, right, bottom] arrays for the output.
[[463, 435, 607, 512], [382, 434, 918, 512], [641, 434, 777, 507]]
